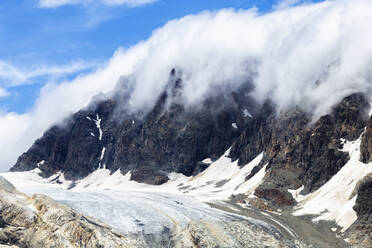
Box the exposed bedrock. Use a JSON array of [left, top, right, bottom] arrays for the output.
[[343, 173, 372, 247], [360, 115, 372, 163]]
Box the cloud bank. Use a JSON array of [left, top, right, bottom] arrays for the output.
[[38, 0, 158, 8], [1, 0, 372, 171], [0, 60, 98, 88]]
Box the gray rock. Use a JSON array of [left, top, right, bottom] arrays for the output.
[[345, 174, 372, 247]]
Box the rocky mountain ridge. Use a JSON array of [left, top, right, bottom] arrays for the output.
[[8, 70, 372, 247]]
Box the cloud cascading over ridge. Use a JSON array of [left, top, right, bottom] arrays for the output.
[[1, 0, 372, 171], [38, 0, 158, 8]]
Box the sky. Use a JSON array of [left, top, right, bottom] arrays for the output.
[[0, 0, 289, 114], [2, 0, 372, 171]]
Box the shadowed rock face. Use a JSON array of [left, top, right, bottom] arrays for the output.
[[360, 116, 372, 163], [352, 114, 372, 247], [11, 100, 117, 180], [10, 71, 248, 183], [354, 176, 372, 223], [230, 93, 370, 207], [345, 174, 372, 247]]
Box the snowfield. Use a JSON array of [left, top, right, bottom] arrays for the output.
[[15, 187, 246, 235]]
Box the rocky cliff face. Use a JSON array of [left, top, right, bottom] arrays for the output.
[[360, 115, 372, 163], [345, 174, 372, 247], [346, 115, 372, 247], [11, 71, 252, 184], [250, 93, 369, 208]]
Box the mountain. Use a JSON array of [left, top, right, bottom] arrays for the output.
[[5, 69, 372, 247], [11, 70, 247, 184]]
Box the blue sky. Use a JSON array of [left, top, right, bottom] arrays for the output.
[[0, 0, 324, 114]]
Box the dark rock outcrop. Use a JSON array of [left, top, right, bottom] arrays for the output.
[[345, 174, 372, 247], [11, 100, 116, 180], [360, 116, 372, 163]]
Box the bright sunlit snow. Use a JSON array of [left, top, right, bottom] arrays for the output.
[[293, 137, 372, 231], [0, 149, 271, 234], [0, 149, 275, 235]]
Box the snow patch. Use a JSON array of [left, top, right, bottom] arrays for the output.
[[28, 203, 37, 212], [232, 123, 238, 129], [243, 109, 252, 118], [288, 185, 306, 202], [100, 147, 106, 161], [293, 137, 372, 231], [202, 158, 212, 164], [243, 164, 267, 199], [93, 114, 103, 141], [37, 160, 45, 167], [180, 150, 265, 201], [97, 147, 106, 169]]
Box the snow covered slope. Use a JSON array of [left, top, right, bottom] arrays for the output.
[[2, 149, 266, 202], [1, 149, 270, 235], [293, 137, 372, 231]]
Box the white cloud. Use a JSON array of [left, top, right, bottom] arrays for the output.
[[0, 88, 9, 98], [38, 0, 158, 8], [0, 60, 98, 87], [2, 0, 372, 171], [274, 0, 303, 10]]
